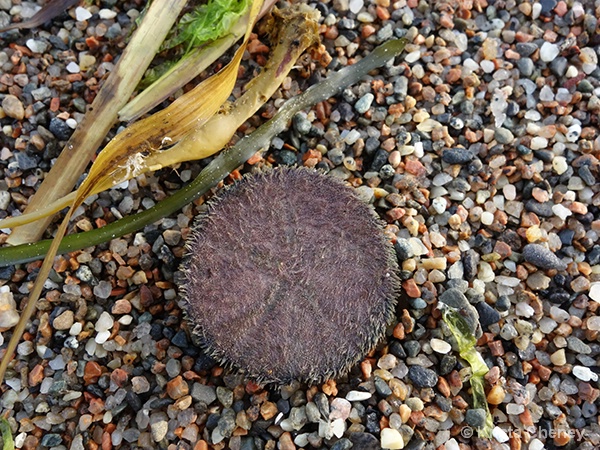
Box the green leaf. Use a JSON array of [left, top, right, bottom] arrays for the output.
[[441, 306, 494, 438], [0, 419, 14, 450], [165, 0, 251, 52]]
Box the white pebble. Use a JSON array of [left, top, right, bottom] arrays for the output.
[[529, 438, 544, 450], [445, 438, 459, 450], [589, 282, 600, 302], [66, 61, 80, 73], [539, 85, 554, 102], [480, 60, 495, 73], [95, 330, 111, 344], [430, 338, 452, 354], [98, 8, 118, 19], [565, 66, 579, 78], [405, 50, 421, 64], [503, 184, 516, 201], [572, 365, 598, 382], [540, 42, 559, 62], [118, 315, 133, 325], [14, 433, 26, 449], [381, 428, 404, 449], [552, 204, 572, 221], [294, 433, 310, 447], [481, 211, 494, 225], [95, 311, 114, 332], [550, 306, 570, 323], [331, 418, 345, 438], [530, 136, 548, 150], [515, 302, 535, 318], [587, 316, 600, 331], [580, 47, 598, 74], [492, 427, 510, 443], [66, 118, 78, 129], [552, 156, 568, 175], [345, 390, 372, 401], [75, 6, 93, 21], [566, 124, 582, 142], [25, 39, 48, 54], [348, 0, 364, 14], [478, 261, 495, 282], [69, 322, 82, 336], [432, 197, 447, 214]]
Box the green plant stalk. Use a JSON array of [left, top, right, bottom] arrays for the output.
[[0, 38, 407, 267], [5, 0, 188, 247], [442, 306, 494, 438]]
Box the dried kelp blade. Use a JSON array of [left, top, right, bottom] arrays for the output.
[[0, 2, 318, 232], [5, 0, 188, 246], [77, 0, 263, 207], [441, 305, 494, 438]]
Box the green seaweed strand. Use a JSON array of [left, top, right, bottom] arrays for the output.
[[442, 306, 494, 438]]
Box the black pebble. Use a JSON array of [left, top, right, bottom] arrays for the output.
[[476, 301, 501, 330], [407, 366, 438, 388], [348, 432, 380, 450], [275, 149, 297, 166], [172, 330, 189, 348], [441, 148, 474, 164], [365, 410, 381, 433], [49, 117, 73, 140], [126, 390, 142, 411], [371, 149, 389, 171]]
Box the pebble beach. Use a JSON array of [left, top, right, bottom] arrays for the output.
[[1, 0, 600, 449]]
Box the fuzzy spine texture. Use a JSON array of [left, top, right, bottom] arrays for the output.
[[181, 167, 400, 385]]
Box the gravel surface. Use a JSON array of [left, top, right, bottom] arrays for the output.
[[1, 0, 600, 449]]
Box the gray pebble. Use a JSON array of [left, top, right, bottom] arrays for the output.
[[93, 280, 112, 299], [330, 438, 353, 450], [566, 336, 591, 354], [40, 434, 62, 447], [494, 127, 514, 144], [293, 113, 312, 135], [217, 408, 236, 438], [31, 86, 52, 101], [191, 383, 216, 405], [355, 93, 374, 114], [517, 58, 534, 77], [522, 243, 567, 270]]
